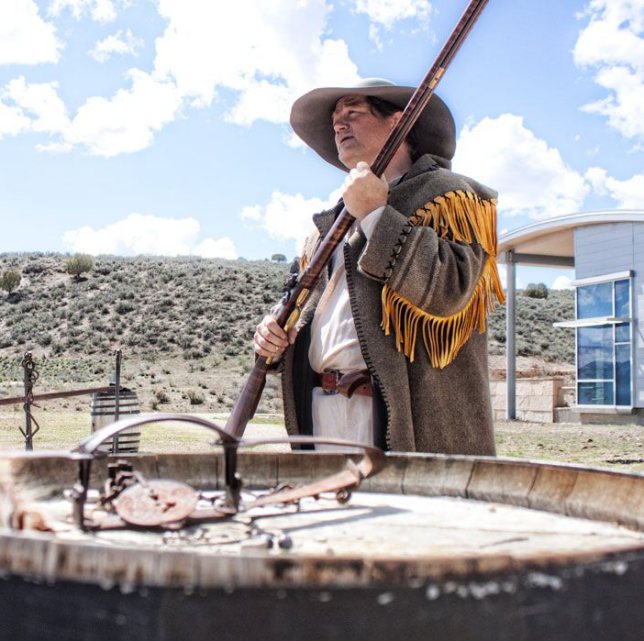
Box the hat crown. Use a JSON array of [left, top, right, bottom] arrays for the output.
[[355, 78, 396, 88]]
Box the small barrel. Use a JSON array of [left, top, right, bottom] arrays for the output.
[[90, 387, 141, 454]]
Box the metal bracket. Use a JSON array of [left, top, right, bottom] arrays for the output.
[[73, 413, 386, 531]]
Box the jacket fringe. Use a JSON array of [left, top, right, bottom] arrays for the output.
[[381, 190, 506, 368]]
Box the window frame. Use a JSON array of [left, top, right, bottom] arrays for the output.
[[571, 272, 634, 410]]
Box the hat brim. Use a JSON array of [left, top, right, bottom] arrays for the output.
[[290, 84, 455, 172]]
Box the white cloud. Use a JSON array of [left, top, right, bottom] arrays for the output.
[[368, 24, 384, 51], [8, 0, 362, 157], [62, 213, 238, 258], [585, 166, 608, 194], [574, 0, 644, 143], [48, 0, 127, 23], [89, 29, 143, 63], [453, 114, 588, 219], [193, 237, 238, 260], [56, 69, 182, 157], [552, 275, 574, 290], [0, 76, 69, 140], [350, 0, 433, 28], [4, 76, 70, 133], [240, 187, 342, 254], [349, 0, 434, 48], [585, 166, 644, 208], [239, 205, 263, 222], [0, 101, 31, 139], [153, 0, 360, 126], [0, 0, 61, 65], [1, 69, 180, 158]]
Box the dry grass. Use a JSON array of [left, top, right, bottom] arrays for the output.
[[495, 419, 644, 473], [1, 410, 644, 473], [0, 410, 288, 453]]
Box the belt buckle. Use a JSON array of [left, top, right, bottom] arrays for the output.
[[321, 369, 340, 395]]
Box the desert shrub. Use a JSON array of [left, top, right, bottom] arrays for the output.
[[66, 254, 95, 281], [187, 390, 204, 405], [0, 269, 21, 295], [155, 390, 170, 404], [94, 264, 112, 276], [524, 282, 549, 299], [115, 301, 135, 314], [51, 342, 65, 355], [22, 262, 47, 275], [183, 347, 204, 360], [37, 332, 52, 347]]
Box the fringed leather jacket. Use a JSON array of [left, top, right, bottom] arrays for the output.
[[280, 154, 504, 454]]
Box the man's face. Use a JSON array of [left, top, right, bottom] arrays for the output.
[[332, 96, 399, 170]]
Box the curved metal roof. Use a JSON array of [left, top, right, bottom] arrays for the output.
[[497, 210, 644, 265]]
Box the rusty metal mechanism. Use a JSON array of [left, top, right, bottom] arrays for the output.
[[21, 352, 41, 451], [72, 413, 386, 531]]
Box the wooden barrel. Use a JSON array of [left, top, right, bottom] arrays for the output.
[[3, 451, 644, 640], [90, 387, 141, 454]]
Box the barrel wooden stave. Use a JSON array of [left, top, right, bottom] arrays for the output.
[[3, 451, 644, 639]]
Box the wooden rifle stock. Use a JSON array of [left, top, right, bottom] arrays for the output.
[[225, 0, 489, 438]]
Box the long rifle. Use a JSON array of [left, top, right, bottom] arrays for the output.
[[226, 0, 490, 438]]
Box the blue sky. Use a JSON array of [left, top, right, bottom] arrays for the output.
[[1, 0, 643, 289]]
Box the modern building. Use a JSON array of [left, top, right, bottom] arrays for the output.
[[498, 210, 644, 421]]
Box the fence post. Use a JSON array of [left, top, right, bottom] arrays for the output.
[[112, 350, 122, 454], [21, 352, 40, 450]]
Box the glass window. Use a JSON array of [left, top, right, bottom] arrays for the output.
[[577, 283, 612, 319], [615, 279, 630, 317], [616, 344, 631, 406], [575, 277, 632, 407], [578, 382, 614, 406], [577, 326, 613, 380], [615, 322, 630, 343]]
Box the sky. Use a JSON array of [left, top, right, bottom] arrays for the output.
[[1, 0, 643, 289]]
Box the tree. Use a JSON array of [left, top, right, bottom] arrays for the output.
[[525, 282, 549, 299], [271, 253, 287, 263], [66, 254, 95, 281], [0, 269, 21, 295]]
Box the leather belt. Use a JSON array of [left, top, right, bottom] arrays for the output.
[[314, 368, 373, 398]]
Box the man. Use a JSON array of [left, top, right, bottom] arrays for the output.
[[254, 79, 504, 454]]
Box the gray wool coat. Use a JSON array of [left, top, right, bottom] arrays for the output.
[[280, 154, 501, 455]]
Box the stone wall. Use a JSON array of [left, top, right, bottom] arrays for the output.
[[490, 378, 565, 423]]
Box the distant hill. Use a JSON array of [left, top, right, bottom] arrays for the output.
[[488, 289, 575, 363], [0, 253, 575, 413], [0, 253, 285, 359]]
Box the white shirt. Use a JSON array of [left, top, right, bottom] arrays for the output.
[[308, 207, 384, 450]]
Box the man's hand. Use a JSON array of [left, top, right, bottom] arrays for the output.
[[254, 315, 297, 359], [341, 161, 388, 221]]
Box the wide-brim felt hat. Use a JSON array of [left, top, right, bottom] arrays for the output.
[[290, 78, 456, 172]]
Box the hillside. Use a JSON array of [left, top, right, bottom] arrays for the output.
[[0, 253, 575, 413]]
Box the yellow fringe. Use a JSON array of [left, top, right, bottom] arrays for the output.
[[381, 190, 506, 368]]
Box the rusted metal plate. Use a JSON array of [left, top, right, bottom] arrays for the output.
[[114, 480, 198, 527]]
